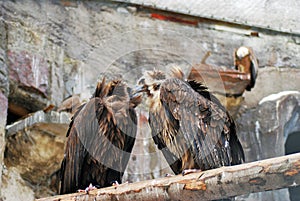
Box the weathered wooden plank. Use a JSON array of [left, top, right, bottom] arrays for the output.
[[37, 153, 300, 201]]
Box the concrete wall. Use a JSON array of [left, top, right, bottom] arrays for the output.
[[2, 0, 300, 102]]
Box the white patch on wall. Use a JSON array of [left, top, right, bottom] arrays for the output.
[[259, 91, 300, 105]]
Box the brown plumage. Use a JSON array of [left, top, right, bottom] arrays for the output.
[[59, 78, 142, 194], [57, 94, 81, 114], [138, 67, 244, 175], [234, 46, 258, 91]]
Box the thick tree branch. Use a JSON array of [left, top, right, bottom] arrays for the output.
[[37, 153, 300, 201]]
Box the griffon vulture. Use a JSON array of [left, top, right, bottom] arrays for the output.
[[136, 67, 244, 175], [60, 78, 142, 194]]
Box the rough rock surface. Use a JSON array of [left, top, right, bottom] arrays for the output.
[[2, 0, 300, 102], [0, 17, 8, 198], [238, 91, 300, 162], [236, 91, 300, 201], [0, 93, 8, 198], [4, 111, 70, 198], [1, 167, 35, 201], [244, 67, 300, 107], [7, 50, 49, 97], [3, 1, 65, 112]]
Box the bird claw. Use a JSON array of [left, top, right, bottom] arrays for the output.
[[111, 181, 120, 186], [182, 169, 202, 176], [77, 183, 97, 194], [165, 173, 174, 177], [111, 181, 129, 188]]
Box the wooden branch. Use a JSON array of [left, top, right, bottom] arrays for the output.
[[37, 153, 300, 201]]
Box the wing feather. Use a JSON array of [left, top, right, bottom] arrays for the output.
[[157, 78, 243, 172], [60, 85, 137, 194], [149, 107, 183, 174]]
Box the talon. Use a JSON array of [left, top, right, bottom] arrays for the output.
[[165, 173, 174, 177], [111, 180, 129, 188], [111, 181, 120, 186], [182, 169, 202, 176], [77, 183, 97, 194]]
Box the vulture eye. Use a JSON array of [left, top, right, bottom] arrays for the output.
[[153, 84, 160, 90]]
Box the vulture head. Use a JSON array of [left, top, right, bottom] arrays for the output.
[[130, 69, 167, 110], [133, 67, 185, 108], [135, 67, 185, 93], [236, 46, 250, 60], [137, 70, 166, 97], [93, 77, 143, 109]]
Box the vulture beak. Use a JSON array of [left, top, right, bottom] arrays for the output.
[[131, 85, 147, 96], [129, 86, 145, 108]]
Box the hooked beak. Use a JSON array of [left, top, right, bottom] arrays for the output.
[[129, 85, 146, 108], [129, 85, 147, 100], [132, 85, 147, 94]]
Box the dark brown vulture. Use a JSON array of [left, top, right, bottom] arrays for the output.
[[137, 67, 245, 175], [60, 78, 142, 194]]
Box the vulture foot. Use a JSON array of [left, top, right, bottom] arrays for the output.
[[111, 181, 129, 188], [77, 183, 97, 194], [182, 169, 202, 176], [164, 173, 175, 177]]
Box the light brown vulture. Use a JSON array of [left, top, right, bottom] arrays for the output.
[[136, 67, 245, 175], [59, 78, 142, 194], [234, 46, 259, 91]]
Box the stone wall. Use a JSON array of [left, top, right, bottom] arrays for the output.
[[236, 91, 300, 201], [2, 0, 300, 99], [0, 13, 9, 199], [4, 111, 70, 199], [0, 0, 300, 200]]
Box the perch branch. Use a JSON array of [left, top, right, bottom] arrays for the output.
[[37, 153, 300, 201]]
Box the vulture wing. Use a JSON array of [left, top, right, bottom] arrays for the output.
[[150, 78, 244, 174], [60, 81, 137, 194]]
